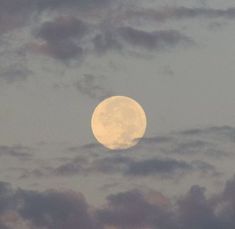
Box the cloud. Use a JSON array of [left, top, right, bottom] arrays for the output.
[[93, 30, 123, 54], [138, 136, 173, 144], [92, 27, 192, 56], [97, 189, 174, 229], [1, 176, 235, 228], [179, 125, 235, 142], [49, 125, 234, 178], [0, 65, 32, 83], [75, 74, 113, 99], [177, 185, 221, 229], [2, 1, 235, 34], [137, 126, 235, 158], [2, 2, 235, 65], [32, 15, 192, 61], [53, 156, 88, 176], [32, 154, 215, 179], [0, 182, 16, 213], [167, 140, 210, 155], [37, 16, 87, 42], [2, 0, 201, 66], [126, 6, 235, 24], [20, 125, 234, 180], [98, 176, 235, 229], [0, 0, 33, 34], [18, 190, 100, 229], [118, 27, 193, 50], [35, 0, 113, 11], [125, 158, 192, 176], [32, 16, 88, 61], [0, 145, 31, 159], [125, 157, 217, 177], [0, 182, 100, 229], [91, 156, 132, 173], [0, 0, 113, 34], [191, 160, 217, 174]]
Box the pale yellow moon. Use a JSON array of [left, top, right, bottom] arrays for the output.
[[91, 96, 147, 150]]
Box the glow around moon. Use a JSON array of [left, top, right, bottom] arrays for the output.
[[91, 96, 147, 150]]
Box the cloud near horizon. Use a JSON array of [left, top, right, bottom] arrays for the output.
[[1, 175, 235, 229]]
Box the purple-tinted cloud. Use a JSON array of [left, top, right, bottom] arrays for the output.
[[1, 176, 235, 228]]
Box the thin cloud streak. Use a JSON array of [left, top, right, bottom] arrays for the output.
[[126, 6, 235, 23]]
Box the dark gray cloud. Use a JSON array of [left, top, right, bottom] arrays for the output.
[[97, 176, 235, 229], [54, 162, 84, 176], [138, 136, 173, 144], [126, 6, 235, 24], [2, 1, 235, 29], [125, 157, 217, 177], [35, 0, 113, 11], [92, 27, 192, 56], [0, 182, 100, 229], [179, 125, 235, 141], [1, 176, 235, 228], [34, 154, 215, 178], [137, 126, 235, 157], [2, 1, 235, 64], [118, 27, 193, 50], [0, 223, 9, 229], [93, 30, 123, 54], [33, 16, 88, 61], [176, 185, 221, 229], [97, 189, 175, 229], [0, 145, 31, 159], [53, 156, 126, 176], [0, 0, 32, 34], [167, 140, 210, 155], [191, 160, 217, 174], [91, 156, 132, 173], [18, 189, 100, 229], [51, 125, 234, 178], [75, 74, 113, 99], [31, 13, 192, 61], [0, 65, 32, 83], [53, 156, 88, 176], [125, 158, 192, 176], [0, 0, 112, 32], [6, 0, 211, 67], [34, 23, 192, 61], [0, 182, 17, 213], [21, 125, 233, 180], [37, 17, 87, 42]]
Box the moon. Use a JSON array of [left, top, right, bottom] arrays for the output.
[[91, 96, 147, 150]]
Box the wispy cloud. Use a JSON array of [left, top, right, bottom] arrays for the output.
[[0, 65, 32, 83], [75, 74, 113, 99], [32, 18, 192, 61], [126, 6, 235, 24], [25, 154, 216, 179], [0, 145, 32, 160]]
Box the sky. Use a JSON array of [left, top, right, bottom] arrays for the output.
[[1, 0, 235, 228]]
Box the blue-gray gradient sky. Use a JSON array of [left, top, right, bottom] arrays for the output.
[[1, 0, 235, 228]]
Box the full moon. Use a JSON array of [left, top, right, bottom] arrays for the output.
[[91, 96, 147, 150]]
